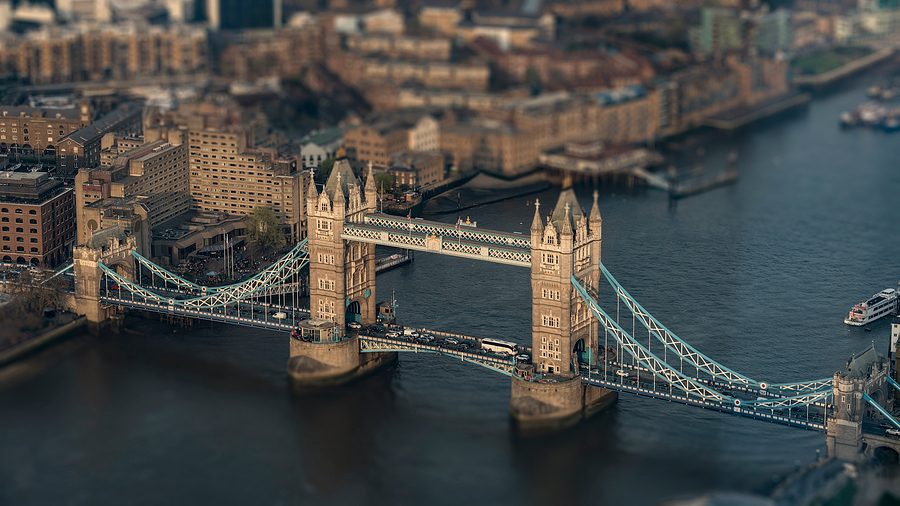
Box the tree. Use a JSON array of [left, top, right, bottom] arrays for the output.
[[244, 206, 285, 252], [374, 172, 395, 192], [315, 157, 336, 183]]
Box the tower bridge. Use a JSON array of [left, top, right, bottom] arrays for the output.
[[65, 157, 900, 457]]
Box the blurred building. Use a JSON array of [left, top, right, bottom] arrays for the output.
[[0, 101, 92, 158], [690, 7, 792, 54], [441, 119, 537, 176], [0, 22, 208, 84], [343, 113, 441, 170], [206, 0, 282, 30], [387, 151, 444, 188], [0, 170, 75, 267], [57, 0, 112, 22]]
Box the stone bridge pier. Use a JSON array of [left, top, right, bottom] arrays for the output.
[[827, 345, 900, 461]]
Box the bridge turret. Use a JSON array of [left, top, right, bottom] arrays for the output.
[[364, 161, 377, 214], [530, 199, 543, 239]]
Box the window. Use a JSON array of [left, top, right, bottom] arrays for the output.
[[29, 219, 36, 224], [15, 228, 22, 233], [15, 237, 23, 242], [15, 219, 21, 223], [541, 289, 561, 300], [30, 238, 37, 243], [541, 315, 560, 328], [318, 279, 336, 291], [16, 246, 23, 252], [28, 210, 35, 215], [14, 209, 22, 214], [1, 236, 7, 241], [30, 247, 37, 252], [1, 218, 7, 222], [541, 252, 559, 266]]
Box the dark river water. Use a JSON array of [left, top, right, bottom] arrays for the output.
[[3, 74, 900, 505]]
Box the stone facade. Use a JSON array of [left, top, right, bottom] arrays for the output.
[[529, 189, 602, 376], [306, 158, 378, 329]]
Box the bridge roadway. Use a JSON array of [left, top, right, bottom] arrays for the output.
[[100, 292, 310, 331], [342, 214, 532, 267]]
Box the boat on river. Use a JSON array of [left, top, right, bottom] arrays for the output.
[[844, 283, 900, 326]]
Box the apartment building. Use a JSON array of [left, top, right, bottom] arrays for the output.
[[0, 170, 75, 267], [344, 113, 441, 169], [188, 129, 306, 241], [57, 103, 143, 175], [75, 138, 191, 247], [0, 102, 92, 157], [442, 120, 537, 177], [0, 22, 208, 84], [388, 151, 444, 188]]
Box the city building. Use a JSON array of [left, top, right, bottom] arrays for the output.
[[56, 0, 112, 23], [691, 7, 792, 54], [75, 138, 190, 247], [344, 113, 442, 170], [345, 33, 452, 61], [338, 54, 491, 91], [57, 103, 143, 176], [0, 169, 75, 267], [300, 126, 348, 170], [188, 128, 306, 242], [441, 119, 537, 177], [0, 22, 208, 84], [0, 101, 92, 158], [387, 151, 444, 188]]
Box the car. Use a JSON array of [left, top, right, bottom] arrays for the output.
[[386, 331, 401, 338], [416, 336, 431, 344], [516, 354, 530, 362], [578, 362, 590, 371], [445, 338, 459, 345], [456, 344, 469, 352], [886, 428, 900, 438], [615, 369, 629, 378], [347, 321, 362, 329]]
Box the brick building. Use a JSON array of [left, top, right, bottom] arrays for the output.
[[0, 102, 92, 157], [0, 170, 75, 267], [57, 103, 143, 175]]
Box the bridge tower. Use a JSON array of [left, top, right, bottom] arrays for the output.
[[72, 226, 136, 324], [827, 345, 897, 460], [306, 158, 378, 329], [289, 158, 396, 386], [528, 188, 602, 376], [509, 188, 616, 433]]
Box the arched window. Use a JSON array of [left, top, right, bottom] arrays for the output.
[[14, 209, 22, 214], [28, 210, 35, 215]]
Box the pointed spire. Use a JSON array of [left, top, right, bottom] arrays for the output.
[[530, 198, 543, 233], [560, 202, 573, 235], [590, 190, 601, 223], [308, 172, 318, 200]]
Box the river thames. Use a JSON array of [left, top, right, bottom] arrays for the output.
[[2, 74, 899, 505]]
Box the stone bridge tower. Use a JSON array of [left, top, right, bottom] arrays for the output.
[[288, 159, 397, 388], [827, 345, 897, 460], [306, 158, 378, 331], [528, 188, 602, 377], [509, 188, 615, 434], [72, 226, 136, 323]]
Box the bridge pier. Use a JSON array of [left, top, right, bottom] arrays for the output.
[[509, 376, 616, 434], [288, 333, 397, 388]]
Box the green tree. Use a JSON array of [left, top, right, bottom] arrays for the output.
[[374, 172, 395, 192], [315, 157, 336, 183], [244, 206, 285, 252]]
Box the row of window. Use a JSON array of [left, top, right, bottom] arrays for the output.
[[1, 218, 37, 224], [541, 288, 561, 300], [0, 208, 36, 214], [318, 279, 336, 291], [1, 237, 37, 242], [1, 227, 38, 233], [0, 246, 38, 252], [541, 315, 560, 328]]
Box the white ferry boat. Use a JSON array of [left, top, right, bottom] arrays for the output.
[[844, 283, 900, 326]]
